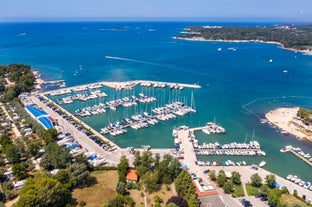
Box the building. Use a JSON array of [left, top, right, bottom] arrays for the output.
[[126, 169, 138, 183]]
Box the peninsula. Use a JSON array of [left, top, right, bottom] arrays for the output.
[[176, 25, 312, 54], [265, 107, 312, 143]]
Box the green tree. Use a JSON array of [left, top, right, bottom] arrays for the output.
[[209, 170, 216, 181], [116, 182, 127, 195], [54, 169, 71, 189], [12, 163, 27, 180], [117, 156, 129, 183], [154, 153, 160, 168], [140, 151, 154, 169], [223, 180, 234, 194], [250, 173, 262, 187], [133, 151, 141, 167], [265, 174, 276, 188], [174, 170, 198, 207], [217, 170, 227, 187], [68, 163, 90, 188], [231, 171, 241, 185], [142, 171, 159, 193], [0, 134, 12, 153], [40, 142, 71, 170], [42, 129, 58, 143], [5, 145, 20, 164], [16, 176, 70, 207], [27, 141, 41, 157]]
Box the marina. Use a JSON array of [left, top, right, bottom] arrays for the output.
[[44, 80, 199, 139]]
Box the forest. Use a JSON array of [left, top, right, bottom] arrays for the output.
[[177, 25, 312, 50]]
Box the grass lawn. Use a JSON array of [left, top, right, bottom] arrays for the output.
[[246, 184, 259, 196], [280, 194, 311, 207], [129, 184, 174, 207], [72, 170, 118, 207], [232, 185, 244, 198]]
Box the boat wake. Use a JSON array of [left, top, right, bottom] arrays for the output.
[[105, 55, 213, 78]]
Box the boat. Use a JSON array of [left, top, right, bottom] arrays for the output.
[[286, 174, 293, 180], [269, 59, 273, 63], [283, 69, 288, 73], [259, 160, 266, 167], [172, 128, 178, 137]]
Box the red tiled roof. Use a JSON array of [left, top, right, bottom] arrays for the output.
[[192, 180, 218, 197], [126, 169, 138, 181]]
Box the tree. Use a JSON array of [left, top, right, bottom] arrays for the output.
[[217, 170, 226, 187], [156, 154, 180, 184], [105, 195, 134, 207], [116, 182, 127, 195], [154, 153, 160, 168], [5, 145, 20, 164], [265, 174, 276, 188], [12, 163, 27, 180], [16, 176, 70, 207], [166, 203, 178, 207], [117, 156, 129, 183], [0, 134, 12, 153], [223, 181, 234, 194], [68, 163, 90, 188], [40, 142, 71, 170], [250, 173, 262, 187], [133, 151, 141, 167], [27, 141, 41, 157], [174, 170, 198, 207], [140, 151, 154, 169], [231, 171, 241, 185], [209, 170, 216, 181], [54, 169, 71, 189], [166, 196, 187, 207], [142, 171, 159, 193], [42, 129, 58, 143]]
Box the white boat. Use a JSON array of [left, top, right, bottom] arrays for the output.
[[259, 160, 266, 167], [172, 129, 178, 137], [286, 174, 293, 180], [269, 59, 273, 63]]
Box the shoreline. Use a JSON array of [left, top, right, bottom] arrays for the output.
[[265, 107, 312, 143], [174, 36, 312, 56], [32, 70, 45, 85]]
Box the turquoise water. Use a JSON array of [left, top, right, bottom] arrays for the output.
[[1, 22, 312, 181]]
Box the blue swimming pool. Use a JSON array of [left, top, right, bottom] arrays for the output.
[[26, 105, 47, 117], [25, 105, 53, 129], [38, 117, 54, 129]]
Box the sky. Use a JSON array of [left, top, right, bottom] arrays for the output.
[[0, 0, 312, 22]]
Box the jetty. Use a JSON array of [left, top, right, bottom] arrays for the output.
[[43, 80, 201, 96], [283, 146, 312, 167]]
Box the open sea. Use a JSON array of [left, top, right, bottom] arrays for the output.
[[1, 22, 312, 181]]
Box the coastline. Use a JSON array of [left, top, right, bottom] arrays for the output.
[[265, 107, 312, 143], [32, 70, 45, 85], [174, 36, 312, 56]]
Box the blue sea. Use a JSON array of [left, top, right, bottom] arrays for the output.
[[1, 22, 312, 181]]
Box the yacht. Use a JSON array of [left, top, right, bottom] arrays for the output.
[[259, 160, 266, 167]]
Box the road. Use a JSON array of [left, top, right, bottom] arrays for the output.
[[30, 94, 130, 166]]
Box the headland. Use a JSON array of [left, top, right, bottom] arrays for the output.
[[265, 107, 312, 143], [175, 25, 312, 55]]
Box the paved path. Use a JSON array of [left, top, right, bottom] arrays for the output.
[[0, 103, 21, 138], [177, 128, 241, 207]]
